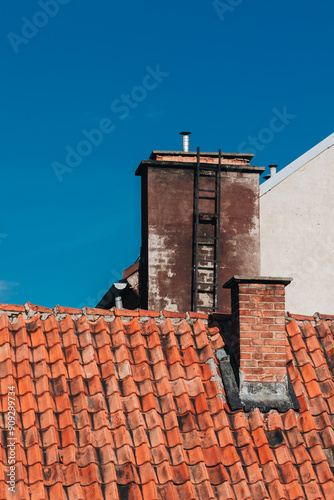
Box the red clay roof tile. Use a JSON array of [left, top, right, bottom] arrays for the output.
[[137, 308, 160, 318], [317, 313, 334, 321], [114, 307, 139, 317], [84, 306, 114, 316], [55, 304, 82, 315], [162, 310, 186, 319], [287, 312, 315, 321], [0, 303, 25, 312], [26, 301, 53, 313], [1, 306, 334, 498]]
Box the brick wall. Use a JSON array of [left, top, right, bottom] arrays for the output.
[[136, 152, 264, 313], [224, 276, 293, 411]]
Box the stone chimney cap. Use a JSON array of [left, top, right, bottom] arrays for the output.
[[223, 275, 293, 288]]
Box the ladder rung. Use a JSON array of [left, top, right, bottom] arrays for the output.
[[197, 282, 218, 287], [197, 290, 214, 294], [199, 196, 216, 200], [198, 236, 218, 240], [199, 189, 216, 193], [197, 259, 218, 263], [199, 166, 219, 171], [198, 242, 215, 246], [199, 213, 219, 217], [197, 266, 215, 271]]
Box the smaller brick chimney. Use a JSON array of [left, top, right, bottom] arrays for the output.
[[223, 275, 293, 411]]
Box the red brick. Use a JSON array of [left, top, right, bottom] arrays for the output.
[[242, 331, 261, 339], [263, 367, 285, 374], [250, 295, 265, 303], [250, 324, 269, 332], [239, 287, 260, 294], [252, 339, 266, 346], [263, 354, 285, 360], [274, 332, 286, 339], [259, 289, 275, 296], [252, 353, 263, 360], [244, 346, 264, 353], [260, 332, 274, 338], [274, 361, 287, 368], [271, 297, 285, 303], [264, 339, 286, 346], [269, 325, 286, 332], [252, 310, 264, 318], [240, 360, 257, 368], [247, 302, 257, 310], [242, 317, 257, 324], [259, 374, 275, 382], [258, 361, 279, 368], [257, 317, 275, 325], [263, 310, 284, 317], [255, 302, 274, 310], [249, 346, 276, 354]]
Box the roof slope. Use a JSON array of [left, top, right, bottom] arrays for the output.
[[0, 304, 334, 499], [260, 133, 334, 196]]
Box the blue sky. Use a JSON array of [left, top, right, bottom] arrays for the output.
[[1, 0, 333, 308]]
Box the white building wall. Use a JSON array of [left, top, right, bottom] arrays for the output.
[[260, 142, 334, 315]]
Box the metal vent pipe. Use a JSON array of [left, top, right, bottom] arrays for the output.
[[269, 164, 277, 177], [180, 131, 191, 152], [111, 282, 127, 309]]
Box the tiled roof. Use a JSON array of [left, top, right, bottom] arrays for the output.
[[1, 303, 334, 499]]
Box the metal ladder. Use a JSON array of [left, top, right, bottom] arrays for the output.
[[192, 147, 222, 312]]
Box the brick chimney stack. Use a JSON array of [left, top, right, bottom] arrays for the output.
[[223, 276, 293, 411]]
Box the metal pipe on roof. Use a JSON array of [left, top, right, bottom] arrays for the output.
[[263, 164, 278, 180], [111, 282, 127, 309], [269, 164, 277, 177], [180, 131, 191, 152]]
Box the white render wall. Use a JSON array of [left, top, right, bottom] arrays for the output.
[[260, 141, 334, 315]]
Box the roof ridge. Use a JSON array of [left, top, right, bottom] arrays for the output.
[[260, 132, 334, 196], [0, 303, 210, 324]]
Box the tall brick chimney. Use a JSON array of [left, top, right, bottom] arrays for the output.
[[136, 150, 265, 313], [223, 276, 294, 411]]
